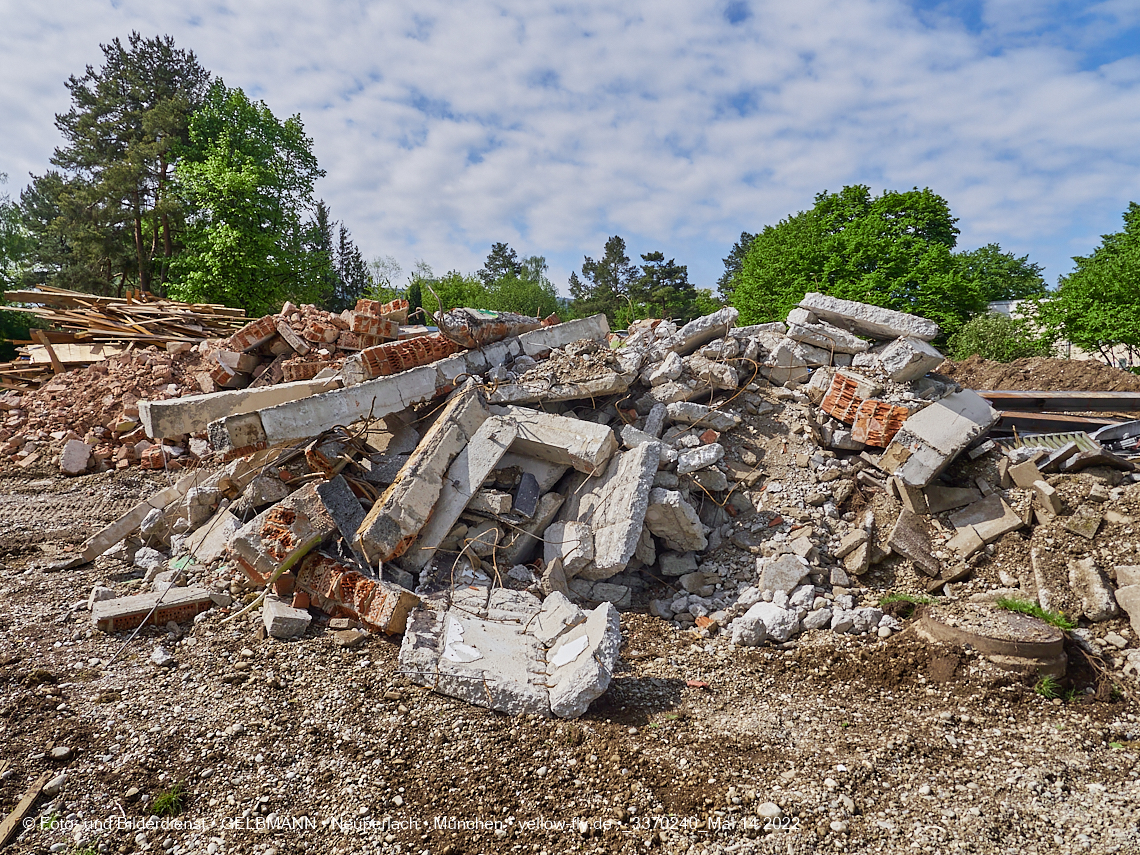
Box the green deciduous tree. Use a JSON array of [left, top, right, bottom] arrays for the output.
[[1035, 202, 1140, 364], [717, 231, 755, 303], [40, 32, 210, 294], [476, 244, 559, 317], [733, 185, 989, 338], [169, 80, 327, 315], [948, 312, 1055, 362], [954, 243, 1047, 302]]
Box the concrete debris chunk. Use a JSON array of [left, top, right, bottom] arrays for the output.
[[398, 589, 619, 718], [263, 595, 311, 639], [644, 487, 708, 552], [673, 307, 739, 354], [785, 322, 869, 354], [543, 521, 594, 576], [92, 587, 214, 632], [888, 509, 941, 577], [797, 292, 940, 341], [496, 406, 618, 475], [665, 401, 741, 432], [881, 390, 999, 488], [296, 552, 419, 634], [355, 383, 490, 564], [949, 494, 1024, 544], [1067, 557, 1118, 622], [878, 337, 944, 383]]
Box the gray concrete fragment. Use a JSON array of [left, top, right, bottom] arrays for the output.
[[643, 403, 667, 437], [888, 509, 941, 577], [758, 554, 809, 594], [785, 322, 870, 354], [665, 401, 741, 432], [495, 406, 618, 475], [644, 488, 708, 552], [1115, 585, 1140, 637], [646, 351, 684, 386], [518, 314, 610, 358], [658, 551, 698, 577], [878, 337, 944, 383], [674, 307, 739, 355], [544, 522, 594, 576], [499, 492, 565, 566], [496, 452, 568, 493], [949, 494, 1024, 544], [798, 292, 940, 341], [263, 595, 312, 639], [676, 443, 724, 475], [547, 601, 621, 718], [1068, 557, 1118, 622], [881, 390, 999, 488], [567, 443, 662, 580]]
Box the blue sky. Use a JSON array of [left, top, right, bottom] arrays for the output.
[[2, 0, 1139, 295]]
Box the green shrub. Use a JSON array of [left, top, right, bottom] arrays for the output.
[[948, 312, 1055, 362]]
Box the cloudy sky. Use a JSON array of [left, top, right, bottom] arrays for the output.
[[2, 0, 1139, 294]]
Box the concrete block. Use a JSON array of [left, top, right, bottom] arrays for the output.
[[488, 370, 635, 406], [468, 489, 513, 516], [946, 524, 985, 560], [643, 402, 668, 437], [881, 390, 999, 488], [644, 487, 708, 552], [924, 485, 982, 514], [762, 340, 810, 385], [665, 401, 741, 432], [1117, 565, 1140, 588], [1034, 480, 1063, 517], [673, 307, 739, 355], [1068, 556, 1118, 622], [758, 554, 809, 594], [547, 601, 622, 718], [878, 337, 944, 383], [355, 384, 491, 564], [676, 443, 724, 475], [495, 406, 618, 475], [544, 521, 594, 576], [1008, 460, 1043, 488], [399, 417, 519, 572], [588, 582, 632, 609], [797, 292, 940, 341], [646, 351, 684, 386], [92, 587, 214, 632], [786, 307, 816, 325], [296, 551, 419, 634], [785, 321, 870, 354], [1115, 585, 1140, 637], [76, 471, 202, 565], [518, 314, 610, 358], [949, 494, 1024, 544], [621, 424, 659, 449], [142, 377, 339, 440], [567, 443, 662, 579], [263, 595, 312, 639], [658, 551, 698, 577], [532, 591, 586, 647], [60, 439, 92, 476]]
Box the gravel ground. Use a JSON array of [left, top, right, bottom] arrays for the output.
[[1, 469, 1139, 855]]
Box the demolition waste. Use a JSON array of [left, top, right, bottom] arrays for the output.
[[5, 291, 1140, 722]]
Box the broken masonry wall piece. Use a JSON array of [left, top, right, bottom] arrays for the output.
[[355, 384, 491, 564], [92, 587, 214, 632], [493, 406, 618, 475], [296, 551, 420, 634], [436, 308, 543, 349], [880, 390, 999, 488]]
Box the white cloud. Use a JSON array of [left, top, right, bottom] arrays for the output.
[[1, 0, 1138, 293]]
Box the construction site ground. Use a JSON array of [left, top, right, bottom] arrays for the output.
[[1, 465, 1138, 855]]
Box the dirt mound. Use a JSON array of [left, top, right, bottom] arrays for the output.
[[938, 354, 1140, 392]]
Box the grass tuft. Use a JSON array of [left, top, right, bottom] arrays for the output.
[[1035, 674, 1062, 699], [995, 597, 1076, 631], [150, 782, 188, 817]]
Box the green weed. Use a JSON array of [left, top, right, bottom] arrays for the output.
[[150, 782, 188, 817], [995, 597, 1076, 630]]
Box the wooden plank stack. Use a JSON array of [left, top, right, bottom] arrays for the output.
[[1, 286, 248, 388]]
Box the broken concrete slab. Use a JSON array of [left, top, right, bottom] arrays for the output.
[[92, 587, 214, 632], [881, 390, 999, 488], [398, 589, 618, 718], [676, 443, 724, 475], [567, 443, 662, 580], [785, 322, 869, 355], [184, 508, 241, 563], [924, 485, 982, 515], [494, 406, 618, 475], [355, 384, 491, 564], [1115, 585, 1140, 637], [673, 307, 739, 355], [208, 364, 440, 454], [1068, 556, 1118, 622], [141, 376, 340, 440], [496, 452, 568, 494], [544, 522, 594, 576], [1034, 481, 1063, 517], [517, 314, 610, 358], [399, 417, 519, 573], [797, 292, 940, 341], [949, 494, 1024, 544], [488, 370, 635, 406], [1064, 505, 1103, 540], [888, 509, 941, 577], [644, 487, 708, 552], [946, 525, 985, 560], [878, 337, 943, 383], [1008, 460, 1043, 489]]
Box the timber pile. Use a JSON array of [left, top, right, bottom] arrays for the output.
[[0, 286, 248, 388]]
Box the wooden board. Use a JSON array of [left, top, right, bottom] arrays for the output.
[[25, 343, 130, 365], [0, 771, 51, 848]]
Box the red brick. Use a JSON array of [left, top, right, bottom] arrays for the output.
[[282, 359, 331, 383], [357, 333, 462, 380], [350, 313, 399, 340], [296, 552, 419, 635], [850, 400, 910, 448], [820, 372, 865, 424], [226, 315, 278, 352]]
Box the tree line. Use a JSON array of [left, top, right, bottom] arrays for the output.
[[2, 32, 1137, 367]]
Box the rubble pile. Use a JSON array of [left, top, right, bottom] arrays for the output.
[[42, 291, 1140, 718], [1, 297, 416, 473]]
